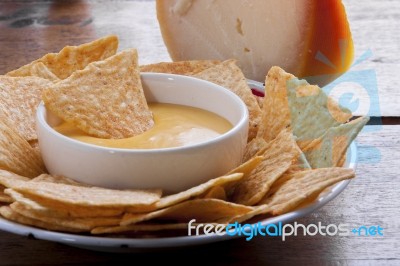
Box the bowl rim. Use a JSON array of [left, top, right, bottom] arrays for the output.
[[37, 73, 249, 154]]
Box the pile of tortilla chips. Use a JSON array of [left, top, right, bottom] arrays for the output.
[[0, 36, 367, 237]]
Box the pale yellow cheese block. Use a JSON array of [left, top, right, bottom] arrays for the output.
[[157, 0, 353, 85]]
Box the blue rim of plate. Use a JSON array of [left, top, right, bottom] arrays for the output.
[[0, 80, 357, 252]]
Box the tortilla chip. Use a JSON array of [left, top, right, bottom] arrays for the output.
[[198, 186, 226, 200], [7, 35, 118, 79], [256, 67, 293, 142], [258, 168, 355, 215], [229, 167, 355, 222], [121, 198, 253, 226], [155, 173, 243, 210], [337, 154, 347, 167], [8, 181, 162, 213], [5, 189, 81, 218], [28, 140, 41, 159], [225, 204, 270, 224], [91, 223, 188, 235], [242, 137, 268, 162], [303, 116, 369, 168], [0, 170, 30, 187], [193, 60, 262, 141], [31, 174, 89, 186], [0, 185, 12, 203], [140, 60, 221, 75], [28, 62, 60, 82], [0, 194, 12, 203], [229, 130, 300, 205], [257, 66, 352, 145], [10, 201, 121, 231], [0, 122, 45, 178], [42, 49, 154, 139], [0, 76, 52, 141], [256, 95, 263, 109], [0, 206, 83, 233]]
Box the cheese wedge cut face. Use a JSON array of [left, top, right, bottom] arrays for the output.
[[157, 0, 353, 85]]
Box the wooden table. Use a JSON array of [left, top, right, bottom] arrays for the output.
[[0, 1, 399, 264]]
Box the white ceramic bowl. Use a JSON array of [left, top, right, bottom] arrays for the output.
[[37, 73, 249, 194]]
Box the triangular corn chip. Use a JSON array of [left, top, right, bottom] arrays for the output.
[[258, 168, 355, 215], [229, 130, 300, 205], [0, 206, 82, 233], [140, 60, 220, 75], [257, 66, 352, 146], [155, 173, 243, 209], [43, 49, 154, 139], [121, 198, 253, 226], [20, 62, 60, 82], [193, 60, 262, 141], [10, 201, 121, 231], [303, 116, 369, 168], [7, 35, 118, 79], [7, 181, 162, 212], [0, 122, 45, 178], [0, 76, 52, 141]]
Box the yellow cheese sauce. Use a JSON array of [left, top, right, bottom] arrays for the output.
[[53, 103, 233, 149]]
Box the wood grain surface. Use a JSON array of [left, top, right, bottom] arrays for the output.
[[0, 0, 399, 265]]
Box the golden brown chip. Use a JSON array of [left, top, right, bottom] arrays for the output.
[[155, 173, 242, 210], [257, 66, 352, 145], [198, 186, 226, 200], [0, 194, 12, 203], [256, 66, 293, 142], [42, 49, 154, 139], [0, 122, 45, 178], [225, 204, 270, 224], [0, 185, 13, 203], [28, 140, 41, 160], [228, 156, 263, 175], [0, 206, 83, 233], [223, 156, 263, 194], [31, 174, 89, 186], [8, 62, 60, 82], [229, 130, 300, 205], [242, 137, 268, 162], [337, 154, 346, 167], [7, 35, 118, 80], [91, 223, 188, 235], [121, 198, 253, 226], [302, 116, 369, 168], [193, 60, 262, 141], [5, 187, 127, 218], [5, 189, 79, 218], [256, 95, 263, 109], [0, 76, 52, 141], [0, 170, 30, 187], [6, 189, 56, 212], [10, 201, 121, 231], [140, 60, 221, 75], [258, 168, 355, 215], [8, 181, 162, 213]]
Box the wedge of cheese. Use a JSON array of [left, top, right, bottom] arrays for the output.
[[157, 0, 353, 85]]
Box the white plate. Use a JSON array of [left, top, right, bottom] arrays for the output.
[[0, 80, 357, 253]]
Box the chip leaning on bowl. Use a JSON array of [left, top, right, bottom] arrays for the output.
[[0, 36, 367, 237]]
